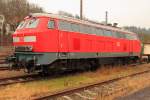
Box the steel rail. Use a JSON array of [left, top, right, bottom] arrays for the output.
[[0, 66, 9, 70], [0, 74, 40, 86], [32, 69, 150, 100]]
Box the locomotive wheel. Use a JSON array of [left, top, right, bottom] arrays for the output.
[[41, 65, 49, 76], [90, 60, 99, 71]]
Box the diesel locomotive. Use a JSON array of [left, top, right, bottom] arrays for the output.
[[10, 13, 141, 73]]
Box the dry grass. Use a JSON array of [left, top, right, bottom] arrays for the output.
[[83, 64, 150, 82], [0, 75, 92, 100], [0, 70, 29, 79], [0, 64, 150, 99], [96, 72, 150, 100], [0, 84, 49, 100]]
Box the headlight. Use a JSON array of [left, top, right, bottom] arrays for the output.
[[13, 37, 20, 42], [24, 36, 36, 42]]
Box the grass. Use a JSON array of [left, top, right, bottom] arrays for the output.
[[0, 73, 93, 99], [0, 64, 150, 99], [26, 74, 92, 92], [96, 72, 150, 100]]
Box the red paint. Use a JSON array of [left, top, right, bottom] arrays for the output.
[[13, 15, 141, 56]]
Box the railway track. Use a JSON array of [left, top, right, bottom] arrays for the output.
[[32, 69, 150, 100], [0, 58, 10, 71], [0, 70, 72, 87], [0, 61, 11, 71], [0, 61, 10, 71], [0, 46, 14, 70], [0, 74, 40, 87], [0, 66, 10, 71]]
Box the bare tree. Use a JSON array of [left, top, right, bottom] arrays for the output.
[[0, 0, 44, 45], [0, 0, 43, 30]]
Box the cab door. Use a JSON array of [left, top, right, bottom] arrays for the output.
[[46, 19, 59, 52], [58, 21, 69, 52], [59, 30, 69, 52]]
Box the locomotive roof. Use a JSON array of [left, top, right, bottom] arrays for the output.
[[31, 13, 135, 35]]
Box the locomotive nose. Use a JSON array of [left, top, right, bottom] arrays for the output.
[[13, 35, 37, 52]]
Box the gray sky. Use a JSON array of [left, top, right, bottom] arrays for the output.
[[28, 0, 150, 28]]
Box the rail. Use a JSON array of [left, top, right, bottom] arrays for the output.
[[32, 68, 150, 100]]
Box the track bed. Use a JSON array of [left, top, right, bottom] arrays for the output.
[[0, 63, 150, 99]]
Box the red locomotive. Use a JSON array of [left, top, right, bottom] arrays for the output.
[[11, 13, 141, 73]]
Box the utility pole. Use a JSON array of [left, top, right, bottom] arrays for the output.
[[105, 11, 108, 25], [80, 0, 83, 20]]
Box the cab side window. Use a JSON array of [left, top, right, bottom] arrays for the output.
[[48, 20, 55, 29]]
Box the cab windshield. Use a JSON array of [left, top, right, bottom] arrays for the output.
[[17, 21, 27, 29], [17, 18, 39, 30]]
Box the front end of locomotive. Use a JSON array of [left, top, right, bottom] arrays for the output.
[[8, 14, 57, 73]]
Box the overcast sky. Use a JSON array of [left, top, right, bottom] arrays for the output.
[[28, 0, 150, 28]]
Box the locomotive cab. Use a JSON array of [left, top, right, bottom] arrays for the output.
[[11, 14, 59, 73]]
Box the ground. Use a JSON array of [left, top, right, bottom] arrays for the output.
[[116, 87, 150, 100], [0, 64, 150, 99]]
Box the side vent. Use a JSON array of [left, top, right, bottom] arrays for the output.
[[73, 38, 80, 50]]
